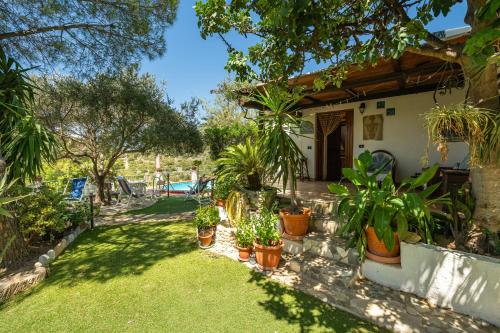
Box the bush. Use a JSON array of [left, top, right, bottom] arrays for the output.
[[253, 209, 280, 246], [194, 205, 219, 230], [11, 186, 90, 243], [213, 175, 237, 200], [204, 123, 257, 160], [235, 218, 254, 248]]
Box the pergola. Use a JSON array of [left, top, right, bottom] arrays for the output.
[[242, 44, 465, 110]]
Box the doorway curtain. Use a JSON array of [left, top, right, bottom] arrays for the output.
[[317, 113, 343, 180]]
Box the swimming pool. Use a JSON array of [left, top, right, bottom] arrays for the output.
[[164, 181, 212, 193]]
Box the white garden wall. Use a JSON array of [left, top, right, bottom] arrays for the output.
[[362, 242, 500, 327], [293, 88, 469, 181]]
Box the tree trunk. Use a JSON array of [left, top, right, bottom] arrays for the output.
[[0, 154, 28, 268], [462, 61, 499, 111], [470, 166, 500, 234], [95, 174, 109, 205], [0, 216, 27, 268], [288, 165, 299, 211]]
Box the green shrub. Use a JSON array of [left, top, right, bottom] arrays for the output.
[[253, 209, 280, 246], [213, 175, 237, 200], [235, 218, 254, 248], [194, 205, 219, 230], [11, 186, 90, 243], [329, 151, 449, 261]]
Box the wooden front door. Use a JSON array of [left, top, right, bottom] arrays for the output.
[[315, 110, 353, 181]]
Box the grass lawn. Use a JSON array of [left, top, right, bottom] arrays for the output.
[[125, 196, 200, 215], [0, 221, 386, 333]]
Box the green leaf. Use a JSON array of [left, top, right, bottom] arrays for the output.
[[328, 183, 349, 196], [383, 227, 395, 252], [373, 206, 392, 240], [409, 164, 439, 189], [395, 212, 408, 241], [342, 168, 362, 186], [418, 182, 441, 199]]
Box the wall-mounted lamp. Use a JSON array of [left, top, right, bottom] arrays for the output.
[[359, 102, 366, 115]]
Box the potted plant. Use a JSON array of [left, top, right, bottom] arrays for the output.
[[329, 151, 448, 263], [216, 139, 277, 223], [194, 205, 219, 248], [213, 174, 236, 207], [253, 209, 283, 270], [250, 88, 311, 238], [235, 218, 254, 261], [423, 104, 499, 237]]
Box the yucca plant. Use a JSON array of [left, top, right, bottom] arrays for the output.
[[0, 47, 58, 182], [249, 87, 304, 211]]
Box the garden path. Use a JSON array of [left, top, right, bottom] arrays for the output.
[[210, 223, 500, 333]]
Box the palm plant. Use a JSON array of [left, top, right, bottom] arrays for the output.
[[0, 47, 58, 182], [0, 175, 28, 266], [216, 138, 266, 191], [249, 87, 304, 210]]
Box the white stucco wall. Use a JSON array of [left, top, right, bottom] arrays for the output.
[[362, 242, 500, 327], [293, 89, 469, 181]]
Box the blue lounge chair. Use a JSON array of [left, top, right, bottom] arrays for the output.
[[63, 177, 88, 201]]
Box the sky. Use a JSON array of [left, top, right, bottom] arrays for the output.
[[140, 0, 469, 108]]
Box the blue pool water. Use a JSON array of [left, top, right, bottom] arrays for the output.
[[164, 181, 212, 192]]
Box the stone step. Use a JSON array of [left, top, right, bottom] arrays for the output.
[[303, 232, 359, 265], [289, 252, 355, 289], [282, 232, 359, 266], [309, 217, 339, 235]]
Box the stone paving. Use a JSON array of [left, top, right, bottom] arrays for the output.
[[209, 224, 500, 333], [95, 199, 195, 227]]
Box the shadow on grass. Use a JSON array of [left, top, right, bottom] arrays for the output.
[[124, 197, 199, 215], [248, 270, 387, 333], [0, 220, 197, 310]]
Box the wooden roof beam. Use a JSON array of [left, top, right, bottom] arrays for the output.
[[300, 62, 461, 95], [294, 83, 440, 110], [304, 95, 322, 103], [392, 59, 407, 89], [344, 88, 358, 97]]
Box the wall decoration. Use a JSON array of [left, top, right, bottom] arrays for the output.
[[363, 114, 383, 140], [299, 120, 314, 134], [376, 101, 385, 109], [386, 107, 396, 116]]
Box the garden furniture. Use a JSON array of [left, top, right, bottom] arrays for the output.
[[367, 150, 396, 182], [117, 176, 146, 207], [184, 177, 213, 204], [63, 177, 88, 201]]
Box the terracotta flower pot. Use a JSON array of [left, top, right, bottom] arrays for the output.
[[365, 226, 400, 263], [236, 245, 253, 262], [198, 229, 214, 247], [253, 240, 283, 270], [280, 208, 311, 237]]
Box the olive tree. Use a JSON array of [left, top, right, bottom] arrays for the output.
[[36, 67, 203, 203], [0, 0, 179, 74]]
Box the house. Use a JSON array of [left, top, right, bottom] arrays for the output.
[[243, 28, 471, 184]]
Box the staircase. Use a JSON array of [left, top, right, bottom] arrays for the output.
[[280, 195, 359, 266], [276, 194, 497, 333]]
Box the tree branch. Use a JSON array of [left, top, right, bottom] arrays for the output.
[[405, 46, 462, 64], [0, 23, 113, 40]]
